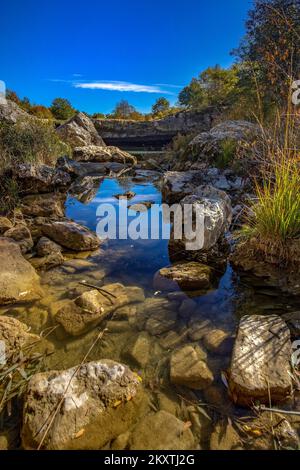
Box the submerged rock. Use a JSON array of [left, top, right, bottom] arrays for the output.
[[229, 315, 292, 406], [170, 345, 213, 390], [0, 238, 43, 305], [42, 220, 100, 251], [128, 410, 196, 450], [122, 332, 152, 368], [153, 262, 212, 291], [56, 112, 106, 148], [22, 360, 144, 450], [55, 284, 145, 336], [210, 420, 242, 450], [0, 316, 53, 367]]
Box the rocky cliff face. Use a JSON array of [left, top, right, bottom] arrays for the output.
[[94, 108, 218, 149]]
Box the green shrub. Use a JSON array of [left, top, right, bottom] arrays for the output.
[[0, 118, 70, 172], [216, 139, 237, 169]]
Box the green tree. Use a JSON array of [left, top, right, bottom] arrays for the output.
[[178, 78, 205, 108], [152, 97, 170, 116], [50, 98, 75, 121], [235, 0, 300, 105]]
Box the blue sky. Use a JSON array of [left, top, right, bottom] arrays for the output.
[[0, 0, 253, 114]]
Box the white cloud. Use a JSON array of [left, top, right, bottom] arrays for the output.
[[73, 81, 174, 94]]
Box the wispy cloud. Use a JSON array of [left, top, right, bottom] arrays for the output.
[[73, 81, 174, 94]]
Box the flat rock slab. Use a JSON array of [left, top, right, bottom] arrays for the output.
[[229, 315, 292, 406], [0, 238, 43, 305], [153, 262, 212, 291], [42, 220, 100, 251], [22, 360, 143, 450]]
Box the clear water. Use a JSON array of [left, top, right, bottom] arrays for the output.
[[2, 174, 299, 449]]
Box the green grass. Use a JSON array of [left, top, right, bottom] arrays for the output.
[[216, 138, 237, 169], [241, 158, 300, 261]]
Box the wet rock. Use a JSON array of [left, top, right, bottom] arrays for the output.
[[202, 329, 231, 354], [154, 262, 212, 291], [22, 360, 144, 450], [0, 316, 53, 366], [122, 332, 152, 368], [36, 237, 62, 256], [14, 163, 71, 194], [229, 315, 292, 406], [0, 238, 43, 305], [0, 217, 13, 234], [114, 191, 136, 200], [161, 170, 203, 203], [21, 193, 65, 218], [178, 299, 197, 318], [174, 186, 232, 251], [128, 411, 195, 450], [145, 309, 177, 336], [210, 420, 241, 450], [188, 318, 214, 341], [56, 112, 105, 148], [55, 284, 145, 336], [73, 145, 136, 166], [159, 328, 189, 350], [30, 251, 65, 271], [170, 345, 212, 390], [69, 175, 103, 204], [4, 224, 33, 254], [42, 220, 100, 251]]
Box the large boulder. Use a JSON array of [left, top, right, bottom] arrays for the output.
[[42, 220, 100, 251], [0, 238, 43, 305], [14, 163, 71, 194], [189, 120, 260, 158], [72, 145, 136, 166], [56, 112, 106, 148], [56, 156, 108, 177], [55, 284, 145, 336], [170, 345, 213, 390], [22, 360, 144, 450], [228, 315, 293, 406], [153, 262, 212, 291], [3, 224, 33, 254]]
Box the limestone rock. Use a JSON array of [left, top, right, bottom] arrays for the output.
[[36, 237, 62, 256], [22, 360, 143, 450], [128, 410, 195, 450], [0, 316, 53, 366], [122, 332, 152, 368], [21, 193, 65, 218], [154, 262, 212, 291], [202, 329, 231, 354], [55, 284, 145, 336], [0, 238, 43, 304], [170, 345, 213, 390], [42, 220, 100, 251], [4, 224, 33, 254], [72, 145, 136, 165], [56, 112, 106, 148], [210, 420, 241, 450], [0, 217, 13, 235], [229, 315, 293, 405], [14, 163, 71, 194]]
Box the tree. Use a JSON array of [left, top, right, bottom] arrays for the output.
[[50, 98, 75, 121], [178, 66, 239, 109], [152, 97, 170, 116], [235, 0, 300, 105], [111, 100, 137, 119], [30, 105, 53, 120]]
